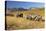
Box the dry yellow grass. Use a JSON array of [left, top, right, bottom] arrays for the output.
[[6, 10, 45, 30]]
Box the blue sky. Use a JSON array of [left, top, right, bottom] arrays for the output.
[[6, 1, 44, 9]]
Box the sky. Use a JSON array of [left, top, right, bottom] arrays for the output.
[[6, 0, 44, 3], [6, 1, 44, 9]]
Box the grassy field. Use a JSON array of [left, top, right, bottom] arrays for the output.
[[6, 9, 45, 30]]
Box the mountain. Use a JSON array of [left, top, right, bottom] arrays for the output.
[[6, 8, 29, 12], [6, 8, 44, 12]]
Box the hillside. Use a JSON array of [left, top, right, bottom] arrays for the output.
[[6, 8, 45, 30]]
